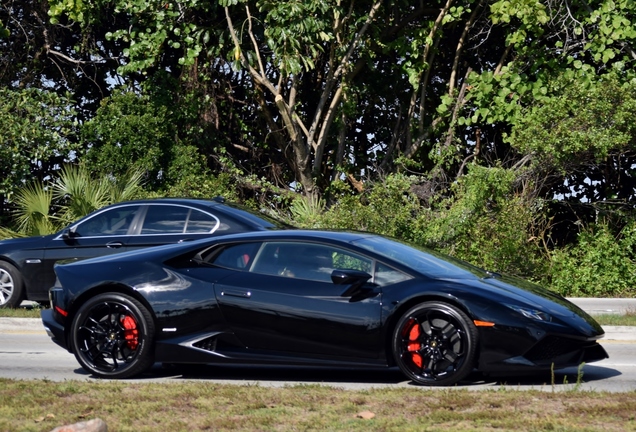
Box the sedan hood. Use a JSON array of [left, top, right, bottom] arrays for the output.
[[0, 234, 56, 250]]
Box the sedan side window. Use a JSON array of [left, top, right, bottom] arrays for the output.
[[141, 205, 189, 234], [250, 242, 372, 283], [185, 209, 219, 233], [74, 206, 140, 237], [140, 205, 219, 235]]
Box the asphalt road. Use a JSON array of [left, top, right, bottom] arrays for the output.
[[0, 331, 633, 391], [1, 314, 635, 391]]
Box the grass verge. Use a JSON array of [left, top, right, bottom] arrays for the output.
[[593, 309, 636, 326], [0, 379, 635, 431], [0, 307, 43, 318]]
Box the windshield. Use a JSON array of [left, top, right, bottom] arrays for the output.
[[351, 236, 488, 279]]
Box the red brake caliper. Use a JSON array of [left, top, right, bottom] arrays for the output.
[[404, 319, 423, 368], [121, 315, 139, 350]]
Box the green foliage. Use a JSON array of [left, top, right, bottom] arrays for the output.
[[0, 88, 79, 200], [162, 171, 240, 202], [12, 182, 55, 237], [548, 223, 636, 297], [256, 0, 333, 75], [319, 175, 421, 240], [585, 0, 636, 65], [507, 72, 636, 167], [81, 90, 174, 189], [0, 19, 9, 38], [52, 164, 111, 223], [3, 164, 145, 237], [48, 0, 218, 73], [287, 170, 545, 278], [412, 165, 543, 276], [289, 194, 326, 228]]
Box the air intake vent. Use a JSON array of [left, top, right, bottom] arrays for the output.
[[193, 336, 217, 352], [524, 336, 584, 362]]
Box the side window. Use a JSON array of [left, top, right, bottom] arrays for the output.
[[374, 262, 411, 286], [250, 242, 372, 283], [140, 205, 189, 234], [333, 250, 372, 273], [209, 243, 261, 270], [74, 206, 140, 237], [185, 209, 219, 233]]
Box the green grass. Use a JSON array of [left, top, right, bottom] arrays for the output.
[[594, 310, 636, 326], [0, 307, 43, 318], [0, 379, 635, 431]]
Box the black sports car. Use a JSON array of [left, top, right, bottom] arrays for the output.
[[41, 230, 608, 386], [0, 198, 283, 307]]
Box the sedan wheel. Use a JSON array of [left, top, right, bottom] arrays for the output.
[[393, 302, 477, 386], [0, 262, 24, 308], [71, 293, 155, 378]]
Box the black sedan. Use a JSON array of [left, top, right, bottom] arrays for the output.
[[0, 198, 283, 307], [41, 230, 608, 386]]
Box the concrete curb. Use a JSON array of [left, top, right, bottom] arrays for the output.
[[0, 318, 44, 334]]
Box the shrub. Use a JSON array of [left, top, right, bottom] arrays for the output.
[[548, 223, 636, 297], [411, 165, 545, 277]]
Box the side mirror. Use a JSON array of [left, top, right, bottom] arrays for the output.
[[331, 269, 372, 297], [61, 227, 77, 240]]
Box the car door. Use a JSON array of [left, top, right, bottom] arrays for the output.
[[125, 204, 221, 250], [210, 241, 384, 360], [39, 204, 141, 296]]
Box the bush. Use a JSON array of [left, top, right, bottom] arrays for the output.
[[411, 166, 545, 277], [318, 174, 422, 240], [292, 169, 546, 279], [548, 223, 636, 297]]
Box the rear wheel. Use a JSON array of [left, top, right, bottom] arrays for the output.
[[0, 262, 24, 309], [71, 293, 155, 378], [393, 301, 477, 386]]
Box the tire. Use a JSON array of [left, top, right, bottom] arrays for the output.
[[70, 293, 155, 378], [392, 301, 478, 386], [0, 262, 25, 309]]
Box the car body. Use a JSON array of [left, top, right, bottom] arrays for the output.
[[41, 229, 608, 386], [0, 198, 283, 307]]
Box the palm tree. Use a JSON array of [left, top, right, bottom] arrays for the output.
[[0, 164, 145, 238]]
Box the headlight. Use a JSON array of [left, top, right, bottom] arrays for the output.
[[505, 304, 552, 322]]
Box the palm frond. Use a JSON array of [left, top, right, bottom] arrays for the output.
[[13, 182, 57, 236], [0, 226, 25, 240], [52, 164, 110, 223], [108, 167, 146, 203], [290, 195, 325, 228]]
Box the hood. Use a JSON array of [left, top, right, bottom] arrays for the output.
[[0, 234, 56, 250], [473, 274, 604, 336]]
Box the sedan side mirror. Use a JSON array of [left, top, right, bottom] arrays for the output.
[[331, 269, 373, 297], [61, 227, 77, 240]]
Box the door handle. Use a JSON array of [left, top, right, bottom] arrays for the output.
[[221, 289, 251, 298], [106, 241, 124, 248], [178, 238, 195, 243]]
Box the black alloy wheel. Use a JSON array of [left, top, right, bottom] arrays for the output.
[[0, 261, 24, 308], [393, 301, 478, 386], [71, 293, 155, 378]]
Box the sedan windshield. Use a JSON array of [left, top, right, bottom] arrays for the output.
[[351, 236, 488, 279]]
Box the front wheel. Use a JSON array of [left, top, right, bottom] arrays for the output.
[[393, 301, 478, 386], [0, 262, 24, 308], [70, 293, 155, 378]]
